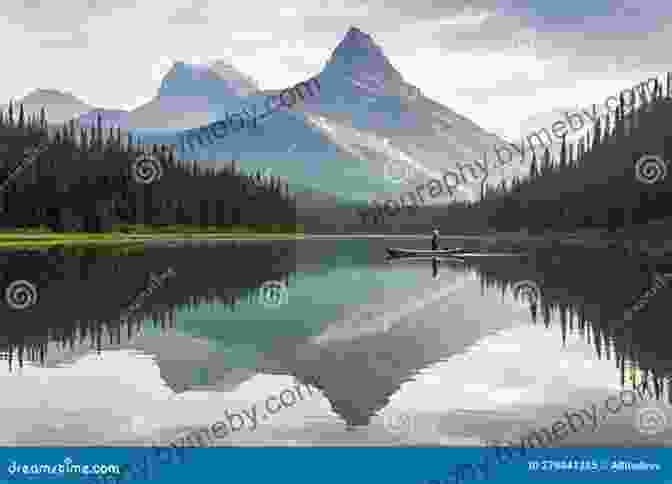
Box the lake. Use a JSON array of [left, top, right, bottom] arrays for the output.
[[0, 237, 670, 447]]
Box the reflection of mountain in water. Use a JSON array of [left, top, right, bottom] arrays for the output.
[[0, 243, 297, 376], [459, 247, 672, 404], [257, 246, 672, 428], [3, 241, 672, 430]]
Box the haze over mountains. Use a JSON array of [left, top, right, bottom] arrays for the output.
[[0, 89, 93, 124], [3, 27, 534, 206]]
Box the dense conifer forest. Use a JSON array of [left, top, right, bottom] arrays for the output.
[[353, 73, 672, 236], [441, 73, 672, 234], [0, 102, 297, 233]]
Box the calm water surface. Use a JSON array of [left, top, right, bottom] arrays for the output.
[[1, 238, 671, 446]]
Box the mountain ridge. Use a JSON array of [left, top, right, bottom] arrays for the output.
[[1, 27, 516, 208]]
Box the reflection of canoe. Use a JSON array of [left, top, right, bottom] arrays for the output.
[[386, 248, 464, 257]]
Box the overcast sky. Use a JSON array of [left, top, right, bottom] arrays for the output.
[[1, 0, 670, 138]]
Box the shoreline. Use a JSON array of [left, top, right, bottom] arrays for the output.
[[0, 220, 670, 256]]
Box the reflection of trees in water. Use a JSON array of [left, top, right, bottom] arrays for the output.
[[451, 249, 672, 406], [256, 250, 672, 429], [0, 243, 297, 370]]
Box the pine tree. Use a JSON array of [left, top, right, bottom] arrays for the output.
[[17, 104, 24, 129], [69, 119, 76, 145], [577, 137, 583, 163], [96, 113, 102, 150], [559, 134, 567, 169], [592, 114, 601, 150], [529, 151, 538, 179], [81, 128, 88, 151], [542, 147, 551, 175], [585, 130, 591, 153]]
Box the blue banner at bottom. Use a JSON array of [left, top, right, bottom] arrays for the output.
[[0, 448, 668, 483]]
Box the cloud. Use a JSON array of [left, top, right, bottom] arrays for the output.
[[39, 30, 89, 49], [167, 0, 210, 25], [7, 0, 136, 33], [0, 0, 669, 137]]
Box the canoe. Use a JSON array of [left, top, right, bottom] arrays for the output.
[[386, 248, 465, 257], [386, 248, 527, 258], [385, 255, 467, 263]]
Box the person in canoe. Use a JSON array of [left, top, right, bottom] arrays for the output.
[[431, 228, 440, 251]]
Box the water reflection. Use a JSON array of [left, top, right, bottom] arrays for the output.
[[0, 240, 670, 445], [450, 247, 672, 407], [0, 242, 297, 371]]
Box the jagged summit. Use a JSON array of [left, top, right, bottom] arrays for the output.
[[340, 27, 376, 48], [159, 61, 223, 94], [208, 59, 260, 96], [325, 26, 403, 84], [157, 60, 258, 99], [127, 24, 506, 203]]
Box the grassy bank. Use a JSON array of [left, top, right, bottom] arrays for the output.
[[0, 224, 305, 247]]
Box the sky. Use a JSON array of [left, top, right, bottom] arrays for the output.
[[1, 0, 670, 138]]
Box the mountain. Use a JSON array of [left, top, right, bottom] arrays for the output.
[[6, 27, 515, 206], [205, 60, 260, 96], [129, 27, 510, 204], [76, 108, 130, 128], [126, 60, 261, 130], [0, 89, 132, 131], [0, 89, 93, 124]]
